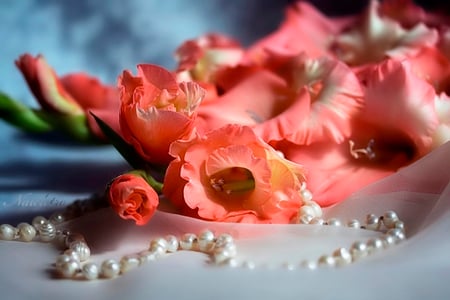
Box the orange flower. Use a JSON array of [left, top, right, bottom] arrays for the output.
[[108, 172, 159, 226], [15, 53, 119, 139], [119, 64, 205, 165], [163, 124, 306, 223]]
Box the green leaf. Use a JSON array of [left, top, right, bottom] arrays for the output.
[[0, 92, 52, 132], [91, 112, 150, 169]]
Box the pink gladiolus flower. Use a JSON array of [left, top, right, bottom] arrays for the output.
[[330, 0, 438, 66], [119, 64, 205, 165], [15, 53, 119, 139], [282, 58, 440, 206], [163, 124, 306, 223], [357, 59, 438, 154], [108, 173, 159, 226], [244, 2, 344, 61], [408, 46, 450, 94], [432, 93, 450, 148], [175, 33, 243, 83], [197, 54, 364, 146]]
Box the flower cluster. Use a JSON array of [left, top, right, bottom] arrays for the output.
[[1, 0, 449, 225]]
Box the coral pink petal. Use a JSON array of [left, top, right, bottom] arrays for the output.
[[361, 59, 438, 154], [196, 70, 289, 132]]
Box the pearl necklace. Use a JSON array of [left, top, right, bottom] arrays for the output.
[[0, 195, 406, 280]]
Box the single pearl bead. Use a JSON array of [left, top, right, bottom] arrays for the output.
[[301, 188, 313, 202], [332, 248, 352, 266], [318, 255, 336, 267], [299, 206, 315, 218], [300, 260, 318, 270], [198, 230, 215, 252], [298, 214, 314, 224], [32, 216, 47, 230], [82, 263, 99, 280], [101, 259, 120, 278], [64, 249, 81, 262], [139, 250, 159, 264], [17, 223, 36, 242], [0, 224, 17, 240], [347, 219, 361, 228], [394, 220, 405, 231], [213, 243, 237, 264], [165, 235, 179, 253], [138, 250, 157, 264], [215, 233, 234, 248], [179, 233, 197, 250], [120, 255, 140, 273], [38, 221, 56, 242], [382, 234, 396, 247], [367, 238, 384, 253], [56, 259, 80, 278], [242, 260, 256, 270], [365, 214, 380, 231], [309, 217, 325, 225], [327, 218, 342, 227], [69, 241, 91, 261], [49, 212, 65, 225], [149, 237, 168, 255], [303, 201, 323, 217], [383, 211, 399, 229], [350, 241, 368, 260], [55, 254, 72, 270], [223, 258, 239, 268], [282, 262, 296, 271], [386, 228, 406, 243]]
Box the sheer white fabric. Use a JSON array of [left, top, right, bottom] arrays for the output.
[[1, 142, 449, 299]]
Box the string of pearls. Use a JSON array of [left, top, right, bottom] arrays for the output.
[[0, 190, 407, 280]]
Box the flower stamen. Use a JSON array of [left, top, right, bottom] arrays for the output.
[[349, 139, 376, 160], [209, 167, 255, 194], [210, 177, 255, 194]]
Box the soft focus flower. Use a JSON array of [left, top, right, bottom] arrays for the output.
[[281, 58, 440, 206], [175, 33, 243, 83], [244, 1, 344, 61], [163, 124, 306, 223], [380, 0, 450, 29], [356, 59, 438, 154], [253, 54, 364, 145], [197, 54, 364, 146], [108, 171, 159, 225], [119, 64, 205, 165], [15, 53, 119, 140], [432, 93, 450, 148], [408, 46, 450, 94], [175, 33, 244, 103], [330, 0, 438, 66]]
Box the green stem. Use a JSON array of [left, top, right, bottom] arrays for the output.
[[129, 169, 164, 194], [0, 92, 52, 132]]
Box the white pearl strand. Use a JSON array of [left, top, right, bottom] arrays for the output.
[[0, 190, 406, 280]]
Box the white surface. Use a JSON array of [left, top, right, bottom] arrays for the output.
[[1, 136, 449, 300]]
